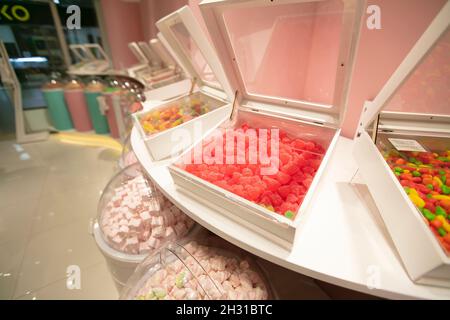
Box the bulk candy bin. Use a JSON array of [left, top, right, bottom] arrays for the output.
[[64, 79, 92, 132], [94, 163, 197, 291], [353, 1, 450, 287], [42, 79, 73, 131], [118, 134, 138, 170], [85, 79, 109, 134], [164, 1, 364, 249], [132, 7, 236, 161], [121, 240, 272, 300]]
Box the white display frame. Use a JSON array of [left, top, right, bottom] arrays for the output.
[[353, 1, 450, 287], [160, 1, 363, 249]]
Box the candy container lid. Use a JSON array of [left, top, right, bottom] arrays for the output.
[[42, 79, 64, 90], [156, 6, 234, 101], [85, 78, 105, 92], [97, 163, 196, 256], [118, 134, 138, 169], [358, 2, 450, 134], [64, 78, 84, 90], [121, 240, 272, 300], [150, 36, 178, 69], [197, 0, 364, 127]]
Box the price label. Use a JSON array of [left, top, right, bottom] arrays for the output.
[[388, 138, 427, 152]]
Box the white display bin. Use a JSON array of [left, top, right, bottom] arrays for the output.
[[133, 7, 236, 161], [160, 1, 364, 249], [353, 1, 450, 287]]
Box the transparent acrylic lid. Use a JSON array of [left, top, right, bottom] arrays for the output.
[[121, 240, 271, 300], [97, 163, 195, 255], [361, 2, 450, 131], [200, 0, 364, 125], [156, 6, 234, 101], [169, 22, 218, 87], [383, 28, 450, 117]]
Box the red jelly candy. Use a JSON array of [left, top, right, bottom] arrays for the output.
[[263, 176, 281, 192], [269, 193, 283, 207], [281, 162, 300, 175], [302, 178, 313, 189], [278, 185, 291, 199], [275, 171, 291, 185]]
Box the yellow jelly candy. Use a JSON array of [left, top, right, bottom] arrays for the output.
[[409, 193, 425, 208], [436, 215, 450, 233], [409, 188, 419, 196], [433, 176, 443, 187], [432, 195, 450, 201]]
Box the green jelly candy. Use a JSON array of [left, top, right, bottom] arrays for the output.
[[394, 167, 403, 173], [442, 185, 450, 195], [284, 211, 295, 219], [422, 209, 435, 221], [427, 184, 434, 190], [427, 193, 433, 199], [412, 171, 421, 177], [409, 157, 417, 163], [439, 170, 446, 176], [404, 187, 411, 194], [435, 206, 447, 217], [438, 228, 447, 237], [175, 272, 186, 289], [395, 172, 401, 176], [441, 176, 447, 184]]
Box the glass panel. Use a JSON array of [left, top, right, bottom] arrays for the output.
[[169, 22, 220, 88], [222, 0, 347, 106], [384, 28, 450, 115]]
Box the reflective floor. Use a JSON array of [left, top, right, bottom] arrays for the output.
[[0, 135, 119, 300]]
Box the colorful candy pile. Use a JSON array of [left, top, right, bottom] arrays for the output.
[[134, 241, 269, 300], [100, 175, 194, 254], [179, 124, 325, 219], [139, 97, 209, 135], [385, 149, 450, 254]]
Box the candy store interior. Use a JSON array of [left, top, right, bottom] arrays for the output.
[[0, 0, 449, 301]]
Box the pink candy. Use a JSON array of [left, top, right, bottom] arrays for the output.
[[133, 241, 269, 300], [100, 175, 194, 254]]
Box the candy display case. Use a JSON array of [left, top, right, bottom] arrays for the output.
[[121, 240, 271, 300], [132, 6, 236, 161], [127, 40, 183, 90], [94, 163, 196, 290], [165, 0, 364, 248], [353, 2, 450, 287]]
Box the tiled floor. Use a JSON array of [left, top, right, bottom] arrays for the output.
[[0, 136, 119, 300]]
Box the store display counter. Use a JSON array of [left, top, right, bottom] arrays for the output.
[[131, 126, 450, 300]]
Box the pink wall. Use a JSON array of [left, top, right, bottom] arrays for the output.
[[343, 0, 447, 137], [100, 0, 145, 69]]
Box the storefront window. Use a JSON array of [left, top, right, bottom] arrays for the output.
[[0, 0, 104, 137]]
